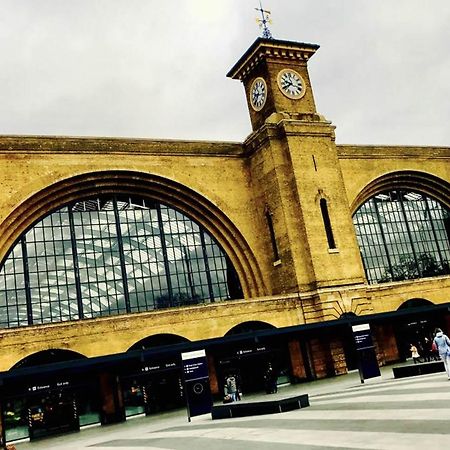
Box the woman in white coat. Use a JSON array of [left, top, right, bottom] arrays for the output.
[[433, 328, 450, 379]]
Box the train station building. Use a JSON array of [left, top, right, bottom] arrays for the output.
[[0, 36, 449, 444]]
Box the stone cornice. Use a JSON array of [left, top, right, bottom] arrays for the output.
[[337, 144, 450, 159], [243, 115, 335, 156], [227, 38, 319, 82], [0, 135, 246, 157]]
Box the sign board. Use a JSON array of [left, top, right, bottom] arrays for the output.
[[181, 350, 212, 420], [28, 379, 70, 393], [352, 324, 373, 350], [351, 324, 381, 382], [236, 345, 267, 356], [141, 360, 178, 373]]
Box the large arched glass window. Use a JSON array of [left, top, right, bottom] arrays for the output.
[[353, 190, 450, 284], [0, 196, 242, 328]]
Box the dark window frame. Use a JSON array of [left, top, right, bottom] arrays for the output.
[[0, 195, 242, 328]]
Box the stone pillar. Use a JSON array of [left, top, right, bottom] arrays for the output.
[[288, 339, 306, 381], [310, 338, 332, 379], [207, 354, 219, 396], [329, 338, 347, 376], [374, 323, 399, 364], [99, 373, 125, 425], [310, 337, 347, 378]]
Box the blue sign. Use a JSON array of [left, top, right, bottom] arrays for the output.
[[181, 350, 212, 419], [352, 324, 373, 350], [352, 324, 380, 382], [183, 353, 209, 381]]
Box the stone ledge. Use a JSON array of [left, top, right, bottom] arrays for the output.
[[392, 361, 445, 378], [211, 393, 309, 419]]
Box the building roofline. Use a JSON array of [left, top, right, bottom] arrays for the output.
[[227, 37, 320, 81]]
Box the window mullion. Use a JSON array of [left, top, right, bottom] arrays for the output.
[[200, 228, 214, 302], [21, 237, 33, 325], [156, 204, 173, 303], [424, 197, 445, 266], [68, 207, 84, 319], [112, 197, 131, 313], [398, 192, 421, 277], [373, 198, 395, 280]]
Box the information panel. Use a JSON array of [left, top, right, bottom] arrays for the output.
[[352, 324, 381, 382], [352, 323, 373, 350], [181, 350, 212, 420]]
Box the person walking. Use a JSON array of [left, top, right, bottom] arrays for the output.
[[264, 363, 277, 394], [225, 374, 238, 402], [409, 343, 420, 364], [421, 337, 432, 362], [433, 328, 450, 379]]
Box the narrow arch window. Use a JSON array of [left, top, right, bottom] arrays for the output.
[[320, 198, 336, 249], [265, 210, 280, 262], [353, 189, 450, 284], [0, 195, 242, 328]]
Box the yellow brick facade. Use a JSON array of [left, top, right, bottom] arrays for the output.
[[0, 38, 449, 398]]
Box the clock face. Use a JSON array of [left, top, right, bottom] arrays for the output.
[[277, 69, 306, 99], [250, 77, 267, 111]]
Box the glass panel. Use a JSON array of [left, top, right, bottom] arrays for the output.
[[353, 190, 450, 284], [4, 397, 29, 442], [0, 196, 242, 328]]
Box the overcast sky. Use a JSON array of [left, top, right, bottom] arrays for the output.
[[1, 0, 449, 146]]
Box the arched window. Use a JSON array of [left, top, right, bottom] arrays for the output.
[[353, 190, 450, 284], [0, 195, 242, 328], [320, 198, 336, 249]]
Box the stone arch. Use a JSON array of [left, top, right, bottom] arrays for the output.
[[11, 348, 87, 370], [350, 170, 450, 215], [0, 170, 266, 298], [224, 320, 276, 336], [397, 298, 434, 310], [127, 333, 190, 351]]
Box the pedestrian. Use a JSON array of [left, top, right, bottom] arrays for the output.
[[431, 337, 440, 361], [432, 328, 450, 379], [225, 374, 238, 401], [421, 337, 432, 362], [409, 343, 420, 364], [264, 363, 277, 394]]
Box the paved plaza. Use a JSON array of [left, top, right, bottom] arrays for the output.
[[13, 367, 450, 450]]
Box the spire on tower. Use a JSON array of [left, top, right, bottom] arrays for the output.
[[255, 1, 273, 39]]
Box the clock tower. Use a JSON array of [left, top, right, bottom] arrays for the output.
[[227, 37, 366, 296], [227, 38, 320, 131]]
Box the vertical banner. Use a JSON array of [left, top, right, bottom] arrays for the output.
[[181, 350, 212, 420], [352, 324, 381, 383]]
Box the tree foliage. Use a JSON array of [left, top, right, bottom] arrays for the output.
[[378, 252, 450, 283]]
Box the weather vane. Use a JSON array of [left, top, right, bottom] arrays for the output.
[[255, 1, 273, 39]]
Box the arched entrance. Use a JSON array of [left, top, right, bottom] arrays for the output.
[[123, 334, 190, 417], [217, 321, 289, 394], [4, 349, 99, 442], [395, 299, 437, 361], [11, 349, 86, 369]]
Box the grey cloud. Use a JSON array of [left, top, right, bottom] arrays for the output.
[[0, 0, 448, 145]]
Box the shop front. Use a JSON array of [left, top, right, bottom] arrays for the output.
[[121, 357, 184, 417], [2, 375, 100, 442], [2, 303, 450, 445]]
